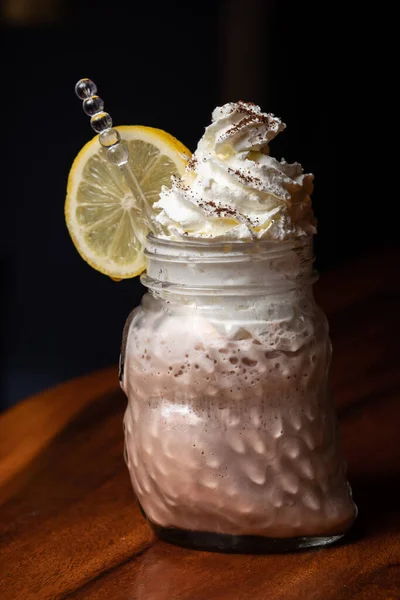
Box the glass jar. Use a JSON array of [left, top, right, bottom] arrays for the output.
[[120, 235, 357, 553]]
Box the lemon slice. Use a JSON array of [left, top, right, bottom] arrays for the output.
[[65, 126, 191, 279]]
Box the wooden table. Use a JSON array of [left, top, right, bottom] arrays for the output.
[[1, 246, 400, 600]]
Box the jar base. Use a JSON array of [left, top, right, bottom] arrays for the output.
[[150, 522, 346, 554]]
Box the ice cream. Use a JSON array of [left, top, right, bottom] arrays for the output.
[[154, 101, 316, 241]]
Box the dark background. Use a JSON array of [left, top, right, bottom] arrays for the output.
[[0, 0, 387, 410]]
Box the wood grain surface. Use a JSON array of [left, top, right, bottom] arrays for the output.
[[1, 245, 399, 600]]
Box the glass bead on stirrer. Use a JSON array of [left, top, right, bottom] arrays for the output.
[[75, 78, 159, 240]]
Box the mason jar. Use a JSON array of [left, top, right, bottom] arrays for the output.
[[120, 235, 357, 552]]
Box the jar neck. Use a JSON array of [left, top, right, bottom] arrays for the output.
[[141, 235, 316, 297]]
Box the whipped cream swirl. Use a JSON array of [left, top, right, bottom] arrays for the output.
[[154, 102, 316, 240]]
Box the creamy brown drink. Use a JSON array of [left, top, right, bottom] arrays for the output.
[[121, 102, 357, 551]]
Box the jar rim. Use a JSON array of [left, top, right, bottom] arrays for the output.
[[145, 233, 313, 256], [143, 234, 316, 296]]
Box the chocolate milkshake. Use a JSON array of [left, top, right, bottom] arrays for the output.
[[120, 102, 357, 551]]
